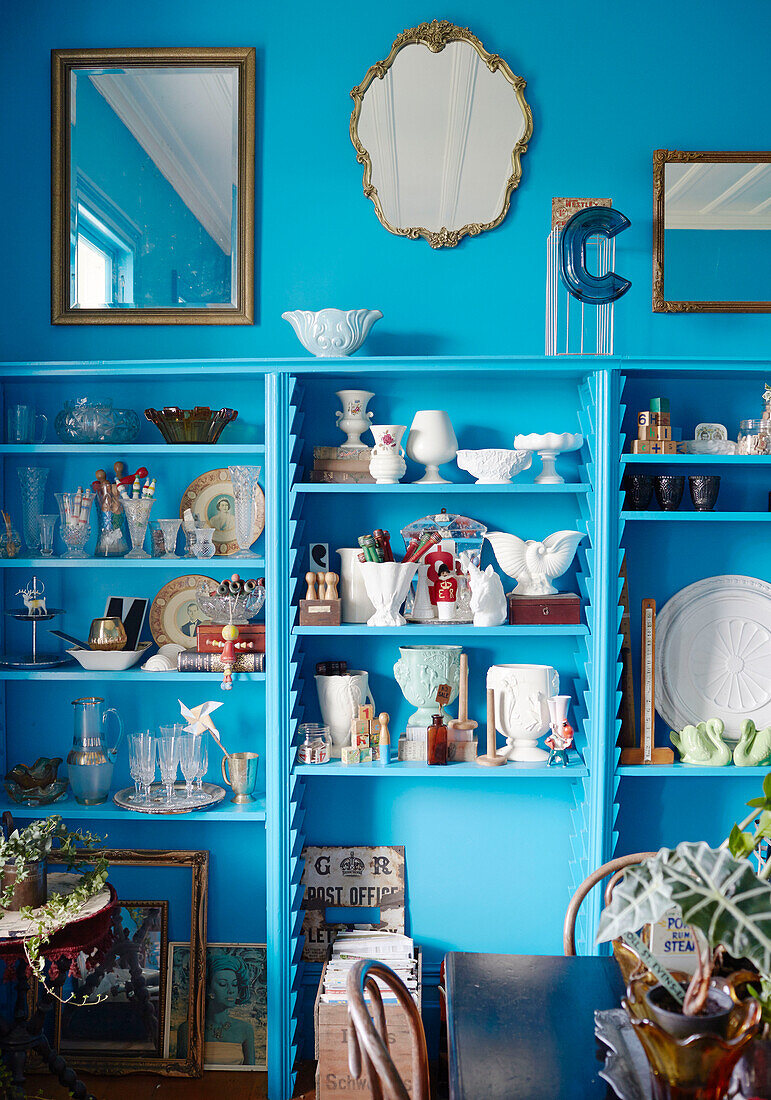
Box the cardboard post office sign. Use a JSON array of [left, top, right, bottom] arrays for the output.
[[300, 845, 405, 962]]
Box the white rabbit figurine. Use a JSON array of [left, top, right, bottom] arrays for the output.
[[461, 554, 507, 628]]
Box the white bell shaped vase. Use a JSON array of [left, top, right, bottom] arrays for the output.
[[406, 410, 458, 484], [358, 562, 417, 627]]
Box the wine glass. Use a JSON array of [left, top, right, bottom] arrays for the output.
[[195, 734, 209, 791], [179, 734, 202, 801], [130, 731, 156, 805], [158, 725, 181, 805], [123, 498, 154, 559]]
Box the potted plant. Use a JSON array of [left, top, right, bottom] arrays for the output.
[[0, 814, 108, 985], [596, 775, 771, 1096]]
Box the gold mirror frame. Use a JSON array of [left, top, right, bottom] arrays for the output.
[[653, 149, 771, 313], [349, 20, 533, 249], [52, 47, 255, 325]]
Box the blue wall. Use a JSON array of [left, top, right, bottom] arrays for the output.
[[1, 0, 770, 361]]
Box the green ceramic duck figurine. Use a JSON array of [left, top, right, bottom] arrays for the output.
[[670, 718, 731, 766], [733, 719, 771, 767]]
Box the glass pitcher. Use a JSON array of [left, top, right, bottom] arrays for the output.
[[67, 696, 124, 805]]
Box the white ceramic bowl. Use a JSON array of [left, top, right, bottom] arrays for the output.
[[456, 448, 532, 484], [281, 309, 383, 357], [513, 432, 583, 453], [68, 644, 151, 671]]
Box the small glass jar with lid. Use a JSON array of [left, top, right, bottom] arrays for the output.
[[296, 723, 332, 765], [737, 420, 771, 455]]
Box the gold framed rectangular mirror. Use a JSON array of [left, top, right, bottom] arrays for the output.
[[52, 47, 255, 324], [653, 149, 771, 313]]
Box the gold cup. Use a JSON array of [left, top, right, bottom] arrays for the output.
[[88, 617, 127, 651], [221, 751, 260, 804]]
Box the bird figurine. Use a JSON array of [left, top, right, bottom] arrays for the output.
[[670, 718, 731, 767], [485, 530, 585, 596], [733, 719, 771, 767]]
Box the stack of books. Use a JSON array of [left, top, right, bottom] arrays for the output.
[[177, 621, 265, 673], [320, 931, 418, 1005], [310, 446, 375, 484]]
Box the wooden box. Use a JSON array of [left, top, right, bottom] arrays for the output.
[[507, 593, 581, 625], [299, 599, 342, 626], [196, 623, 265, 653], [315, 951, 422, 1099]]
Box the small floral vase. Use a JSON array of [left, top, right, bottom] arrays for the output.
[[368, 424, 407, 484]]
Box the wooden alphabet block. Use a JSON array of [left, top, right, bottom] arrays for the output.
[[359, 747, 373, 764], [358, 703, 375, 720], [649, 397, 670, 414], [648, 440, 677, 455], [631, 440, 652, 454], [341, 746, 360, 766], [638, 425, 672, 441]]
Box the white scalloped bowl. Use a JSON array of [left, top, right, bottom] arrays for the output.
[[513, 432, 583, 453], [456, 448, 533, 484], [68, 644, 151, 671], [281, 309, 383, 357]]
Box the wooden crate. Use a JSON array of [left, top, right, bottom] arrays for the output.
[[314, 951, 422, 1099]]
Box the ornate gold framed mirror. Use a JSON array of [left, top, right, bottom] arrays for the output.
[[653, 149, 771, 313], [350, 20, 533, 248], [52, 47, 255, 324]]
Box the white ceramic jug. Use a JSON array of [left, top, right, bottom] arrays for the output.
[[336, 548, 374, 623], [315, 670, 375, 756]]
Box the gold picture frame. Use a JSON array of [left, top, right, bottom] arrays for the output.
[[53, 849, 208, 1076], [52, 47, 255, 324], [652, 149, 771, 313], [350, 20, 533, 248]]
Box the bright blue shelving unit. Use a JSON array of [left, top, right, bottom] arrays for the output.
[[2, 355, 768, 1100]]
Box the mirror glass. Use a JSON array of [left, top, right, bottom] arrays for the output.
[[53, 50, 254, 324], [657, 156, 771, 309], [351, 24, 532, 247]]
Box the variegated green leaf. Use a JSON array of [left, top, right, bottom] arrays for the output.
[[664, 842, 771, 976], [595, 851, 675, 944]]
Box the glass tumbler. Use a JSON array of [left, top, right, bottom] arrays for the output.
[[37, 515, 57, 556], [194, 528, 216, 559], [179, 734, 202, 800], [55, 491, 94, 558], [18, 467, 48, 553]]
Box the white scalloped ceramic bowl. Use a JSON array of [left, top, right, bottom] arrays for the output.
[[281, 309, 383, 357], [513, 432, 583, 453], [456, 448, 533, 484], [68, 644, 151, 671]]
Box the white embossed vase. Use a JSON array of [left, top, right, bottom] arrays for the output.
[[368, 425, 407, 485], [486, 663, 559, 764], [359, 562, 417, 627], [315, 671, 375, 756], [336, 548, 374, 623], [335, 390, 375, 449], [393, 644, 462, 725]]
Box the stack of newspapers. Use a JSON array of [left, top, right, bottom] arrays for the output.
[[320, 930, 418, 1005]]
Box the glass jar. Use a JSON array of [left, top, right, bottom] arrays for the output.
[[296, 724, 331, 765], [737, 419, 771, 455]]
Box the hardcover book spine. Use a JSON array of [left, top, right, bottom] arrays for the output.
[[177, 651, 264, 672]]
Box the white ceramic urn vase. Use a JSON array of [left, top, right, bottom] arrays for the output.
[[486, 663, 559, 764], [368, 425, 407, 484]]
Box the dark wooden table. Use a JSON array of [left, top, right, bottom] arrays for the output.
[[445, 953, 624, 1100]]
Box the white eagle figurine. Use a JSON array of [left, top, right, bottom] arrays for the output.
[[485, 530, 585, 596]]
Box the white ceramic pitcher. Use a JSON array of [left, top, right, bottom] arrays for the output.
[[336, 548, 374, 623], [315, 670, 375, 756]]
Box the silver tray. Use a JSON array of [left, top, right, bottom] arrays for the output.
[[113, 780, 226, 814]]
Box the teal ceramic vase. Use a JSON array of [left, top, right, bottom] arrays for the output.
[[393, 645, 462, 726]]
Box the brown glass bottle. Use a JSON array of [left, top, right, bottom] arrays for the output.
[[428, 713, 448, 765]]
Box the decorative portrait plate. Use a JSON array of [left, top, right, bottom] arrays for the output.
[[656, 575, 771, 738], [180, 469, 264, 557], [149, 574, 216, 650]]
